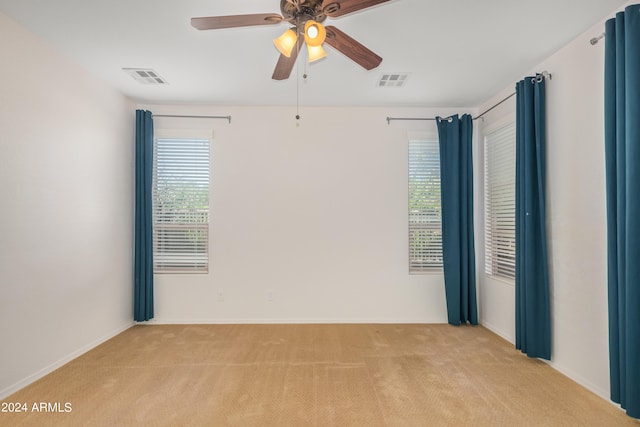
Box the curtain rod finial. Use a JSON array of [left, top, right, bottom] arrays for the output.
[[590, 33, 605, 46]]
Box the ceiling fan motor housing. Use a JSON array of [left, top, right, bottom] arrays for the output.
[[280, 0, 330, 27]]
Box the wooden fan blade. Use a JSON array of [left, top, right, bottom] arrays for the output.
[[272, 38, 304, 80], [324, 26, 382, 70], [191, 14, 283, 30], [322, 0, 391, 18]]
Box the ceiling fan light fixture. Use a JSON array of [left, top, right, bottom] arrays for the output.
[[274, 28, 298, 57], [304, 20, 326, 47], [191, 0, 387, 80], [307, 43, 326, 62]]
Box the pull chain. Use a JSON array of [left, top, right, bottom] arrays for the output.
[[296, 46, 309, 122], [296, 52, 300, 121]]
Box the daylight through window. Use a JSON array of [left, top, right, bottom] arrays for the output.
[[409, 140, 442, 272], [152, 137, 210, 273], [484, 122, 516, 280]]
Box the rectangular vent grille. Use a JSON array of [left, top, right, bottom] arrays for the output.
[[123, 68, 168, 85], [377, 73, 409, 87]]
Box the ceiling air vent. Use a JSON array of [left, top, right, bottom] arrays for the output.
[[123, 68, 168, 85], [377, 73, 409, 88]]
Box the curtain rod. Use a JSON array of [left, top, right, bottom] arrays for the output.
[[386, 71, 552, 125], [385, 95, 511, 124], [474, 91, 516, 120], [152, 114, 231, 124]]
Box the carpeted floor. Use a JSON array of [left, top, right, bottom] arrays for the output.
[[1, 324, 637, 426]]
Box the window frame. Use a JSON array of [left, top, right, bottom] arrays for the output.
[[408, 137, 443, 274], [152, 129, 212, 274], [483, 119, 516, 282]]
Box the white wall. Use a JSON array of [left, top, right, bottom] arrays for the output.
[[0, 12, 134, 398], [1, 0, 625, 403], [138, 104, 473, 324], [477, 2, 632, 400]]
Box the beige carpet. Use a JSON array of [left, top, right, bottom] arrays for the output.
[[1, 324, 637, 426]]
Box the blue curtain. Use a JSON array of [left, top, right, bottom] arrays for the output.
[[514, 75, 550, 360], [605, 4, 640, 418], [134, 110, 154, 322], [436, 114, 478, 325]]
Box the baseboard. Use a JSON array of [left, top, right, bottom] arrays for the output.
[[481, 321, 612, 407], [144, 318, 448, 325], [545, 360, 610, 403], [0, 321, 134, 400], [479, 320, 514, 344]]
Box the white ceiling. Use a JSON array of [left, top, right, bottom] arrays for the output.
[[0, 0, 626, 107]]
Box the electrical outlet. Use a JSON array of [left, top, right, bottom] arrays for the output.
[[217, 291, 225, 302], [266, 290, 274, 302]]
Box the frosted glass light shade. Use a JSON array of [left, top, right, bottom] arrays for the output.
[[307, 44, 326, 62], [274, 29, 297, 57]]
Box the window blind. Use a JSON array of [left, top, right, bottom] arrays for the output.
[[152, 137, 210, 273], [409, 140, 443, 272], [484, 122, 516, 279]]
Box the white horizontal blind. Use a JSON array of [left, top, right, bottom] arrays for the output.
[[484, 122, 516, 280], [409, 140, 442, 272], [152, 137, 210, 273]]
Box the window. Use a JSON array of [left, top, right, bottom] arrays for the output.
[[484, 122, 516, 280], [409, 140, 442, 272], [152, 135, 210, 273]]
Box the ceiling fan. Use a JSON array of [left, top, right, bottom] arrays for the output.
[[191, 0, 390, 80]]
